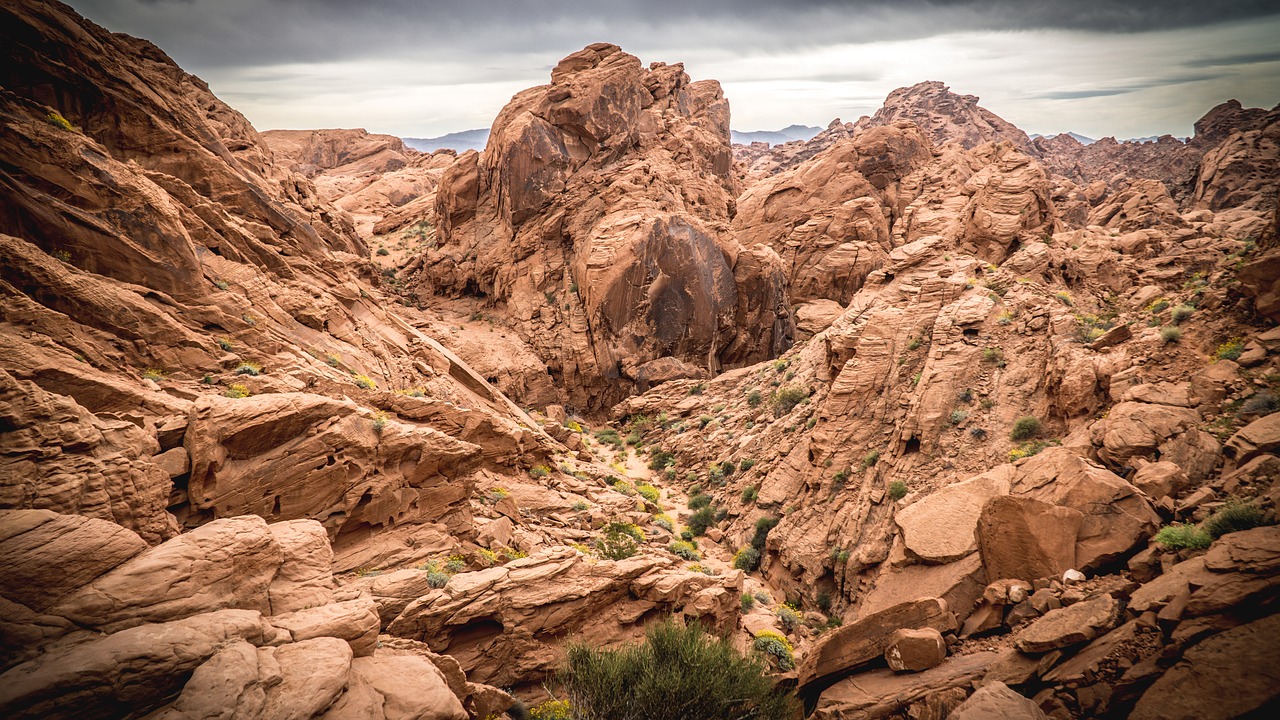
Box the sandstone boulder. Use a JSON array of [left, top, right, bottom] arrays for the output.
[[976, 495, 1081, 583], [798, 598, 957, 690], [811, 651, 998, 720], [1015, 594, 1120, 653], [896, 472, 1010, 564], [884, 627, 947, 672], [949, 681, 1047, 720], [1224, 412, 1280, 468]]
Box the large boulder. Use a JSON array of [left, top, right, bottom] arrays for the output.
[[976, 495, 1082, 583], [1014, 594, 1120, 653], [896, 472, 1010, 564], [797, 598, 957, 691], [1224, 412, 1280, 468], [949, 681, 1046, 720], [0, 510, 147, 612]]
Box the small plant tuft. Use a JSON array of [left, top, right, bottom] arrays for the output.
[[1010, 415, 1042, 441], [888, 480, 908, 501], [1170, 304, 1195, 324], [1160, 326, 1182, 344], [1204, 501, 1268, 539], [1154, 523, 1211, 550], [234, 362, 261, 376], [225, 384, 250, 399]]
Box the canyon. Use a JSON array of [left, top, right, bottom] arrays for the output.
[[2, 2, 1280, 718]]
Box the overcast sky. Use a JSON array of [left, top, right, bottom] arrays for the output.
[[69, 0, 1280, 140]]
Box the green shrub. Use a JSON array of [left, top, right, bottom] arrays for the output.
[[950, 409, 968, 425], [747, 389, 763, 407], [816, 591, 832, 614], [860, 449, 880, 470], [636, 483, 661, 504], [983, 347, 1005, 366], [217, 338, 233, 351], [326, 353, 340, 367], [733, 546, 762, 571], [688, 506, 716, 536], [1215, 338, 1245, 360], [1171, 304, 1195, 324], [740, 458, 756, 471], [740, 592, 756, 612], [654, 514, 673, 532], [376, 247, 390, 256], [688, 382, 706, 396], [426, 571, 449, 589], [1008, 439, 1058, 461], [572, 501, 590, 511], [752, 630, 795, 671], [751, 516, 779, 551], [888, 480, 908, 501], [594, 428, 622, 447], [698, 414, 714, 429], [1241, 392, 1279, 415], [234, 362, 261, 376], [529, 464, 551, 479], [1154, 523, 1211, 550], [1010, 416, 1042, 441], [141, 368, 165, 381], [596, 522, 642, 560], [688, 493, 711, 510], [353, 374, 377, 389], [669, 540, 700, 561], [647, 450, 675, 471], [225, 384, 250, 398], [741, 485, 758, 503], [372, 412, 387, 435], [1160, 326, 1182, 344], [1205, 501, 1268, 539], [559, 618, 796, 720], [771, 386, 808, 417]]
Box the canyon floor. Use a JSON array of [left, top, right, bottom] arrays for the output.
[[3, 2, 1280, 719]]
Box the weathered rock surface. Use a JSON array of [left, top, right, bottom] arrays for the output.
[[949, 681, 1047, 720], [976, 495, 1082, 583], [798, 598, 957, 690], [810, 651, 998, 719], [883, 627, 947, 672], [1015, 594, 1120, 653], [897, 472, 1010, 564]]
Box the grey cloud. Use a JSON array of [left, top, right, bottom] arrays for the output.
[[1184, 50, 1280, 67]]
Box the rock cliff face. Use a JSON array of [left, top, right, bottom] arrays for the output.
[[3, 1, 1280, 718], [403, 43, 794, 410]]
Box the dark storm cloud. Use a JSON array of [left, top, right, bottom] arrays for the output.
[[69, 0, 1280, 69]]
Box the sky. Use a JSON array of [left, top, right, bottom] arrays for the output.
[[69, 0, 1280, 140]]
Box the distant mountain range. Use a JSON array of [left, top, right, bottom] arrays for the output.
[[1030, 131, 1097, 145], [730, 124, 822, 146], [404, 124, 826, 152], [403, 129, 490, 153]]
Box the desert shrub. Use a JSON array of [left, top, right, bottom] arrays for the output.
[[1205, 501, 1268, 539], [528, 699, 573, 720], [958, 388, 974, 404], [1241, 392, 1279, 415], [669, 540, 700, 561], [1160, 326, 1182, 344], [214, 279, 230, 290], [751, 516, 780, 551], [752, 630, 795, 671], [596, 522, 641, 560], [1154, 523, 1211, 550], [372, 412, 387, 435], [1010, 415, 1042, 441], [688, 506, 717, 536], [1008, 439, 1058, 461], [235, 362, 261, 376], [566, 419, 584, 433], [888, 481, 908, 501], [217, 338, 233, 351], [353, 374, 377, 389], [559, 618, 796, 720], [225, 384, 250, 398], [141, 368, 165, 381], [970, 426, 988, 440], [647, 450, 675, 471], [1215, 338, 1245, 360], [594, 428, 622, 447], [688, 493, 711, 510], [772, 386, 808, 417], [376, 247, 390, 256], [1148, 298, 1170, 314], [997, 311, 1014, 325], [426, 571, 449, 589], [572, 501, 590, 511], [653, 514, 673, 532], [747, 389, 763, 407], [733, 546, 762, 571], [860, 449, 880, 470], [907, 336, 922, 351], [740, 458, 756, 471], [1171, 304, 1195, 324], [46, 111, 74, 131], [688, 382, 706, 396], [740, 592, 756, 612], [1055, 291, 1073, 306], [444, 557, 467, 573], [776, 604, 801, 632], [741, 485, 758, 503], [832, 470, 849, 488], [816, 591, 832, 613], [636, 483, 661, 504], [612, 480, 636, 496], [529, 465, 551, 479], [325, 353, 340, 367], [982, 347, 1005, 367], [698, 414, 714, 429], [950, 409, 969, 425]]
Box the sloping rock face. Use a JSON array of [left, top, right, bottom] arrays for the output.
[[853, 81, 1035, 153], [0, 510, 500, 720], [406, 43, 793, 409]]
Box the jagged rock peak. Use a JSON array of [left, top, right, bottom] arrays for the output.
[[855, 80, 1034, 153]]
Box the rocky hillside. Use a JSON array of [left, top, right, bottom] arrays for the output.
[[2, 1, 1280, 718]]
